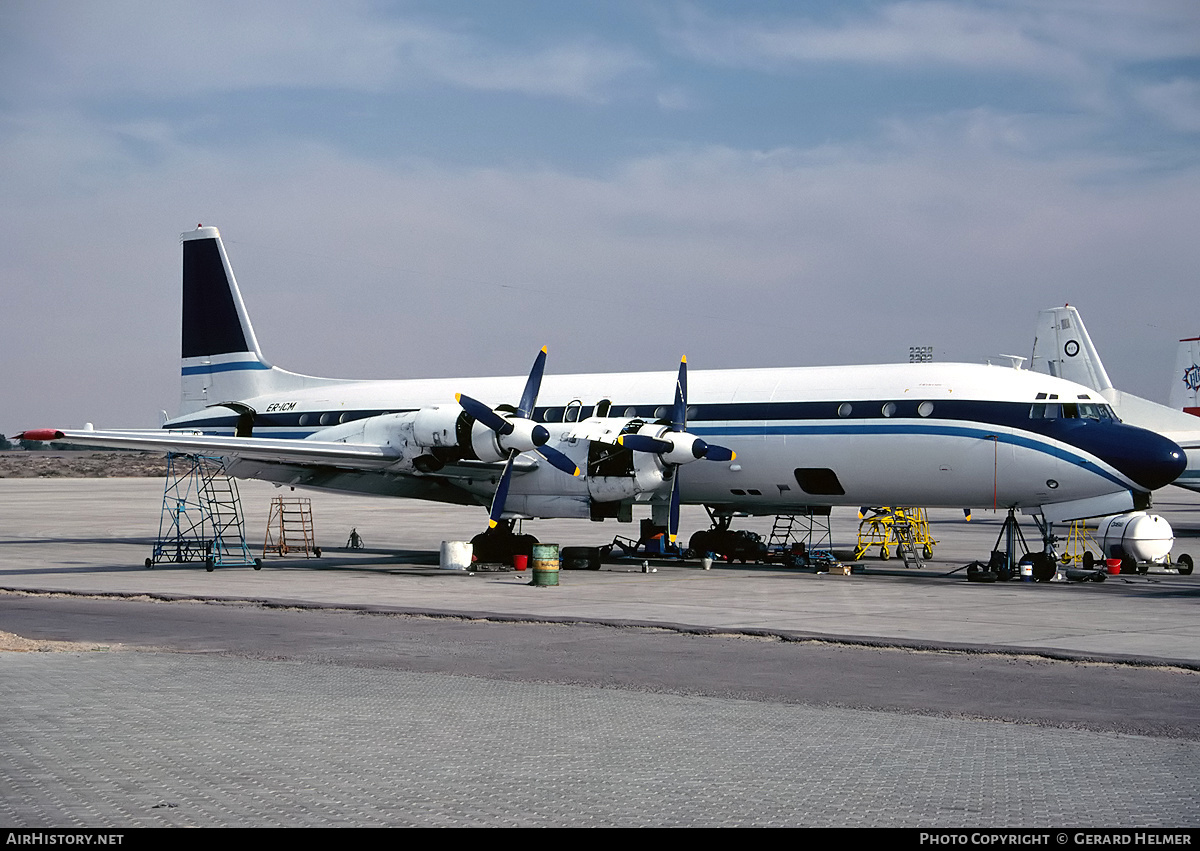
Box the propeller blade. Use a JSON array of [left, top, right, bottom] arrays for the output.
[[537, 445, 580, 477], [456, 393, 513, 436], [618, 433, 673, 454], [668, 470, 681, 545], [487, 454, 516, 529], [517, 346, 548, 420], [672, 355, 687, 431], [700, 444, 736, 462]]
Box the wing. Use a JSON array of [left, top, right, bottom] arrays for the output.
[[19, 428, 402, 469]]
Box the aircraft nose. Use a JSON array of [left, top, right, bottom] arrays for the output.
[[1110, 427, 1187, 491]]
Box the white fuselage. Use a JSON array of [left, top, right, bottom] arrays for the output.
[[166, 360, 1175, 520]]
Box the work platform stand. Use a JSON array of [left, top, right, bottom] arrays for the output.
[[147, 453, 258, 571], [768, 509, 833, 554], [262, 497, 321, 559]]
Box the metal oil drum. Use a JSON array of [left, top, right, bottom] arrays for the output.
[[531, 543, 560, 587]]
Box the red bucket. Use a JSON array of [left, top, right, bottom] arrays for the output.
[[513, 554, 528, 571], [1105, 558, 1122, 575]]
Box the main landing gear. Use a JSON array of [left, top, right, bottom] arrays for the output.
[[686, 515, 768, 563], [470, 519, 538, 565]]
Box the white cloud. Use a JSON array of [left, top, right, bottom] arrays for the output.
[[667, 2, 1083, 75], [4, 101, 1199, 431], [2, 1, 647, 102], [666, 1, 1200, 78], [1134, 78, 1200, 134]]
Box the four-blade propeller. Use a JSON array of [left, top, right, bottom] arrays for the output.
[[617, 356, 736, 545], [456, 346, 580, 530]]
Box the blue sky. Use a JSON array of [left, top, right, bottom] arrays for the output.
[[3, 1, 1200, 430]]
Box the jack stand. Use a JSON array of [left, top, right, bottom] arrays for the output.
[[990, 508, 1030, 580]]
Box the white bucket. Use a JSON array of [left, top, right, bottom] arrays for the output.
[[440, 541, 473, 570]]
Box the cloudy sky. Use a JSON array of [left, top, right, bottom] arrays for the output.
[[3, 1, 1199, 431]]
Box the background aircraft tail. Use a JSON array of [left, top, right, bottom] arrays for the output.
[[1029, 305, 1113, 393], [179, 226, 340, 416], [1168, 337, 1200, 416]]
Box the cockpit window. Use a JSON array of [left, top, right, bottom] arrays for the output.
[[1030, 403, 1061, 419], [1030, 402, 1116, 420]]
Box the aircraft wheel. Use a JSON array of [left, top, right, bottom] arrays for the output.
[[1177, 554, 1193, 575], [561, 546, 601, 571], [852, 547, 865, 561], [879, 546, 890, 560], [1120, 557, 1138, 575], [145, 558, 153, 569], [253, 558, 262, 570], [313, 547, 322, 558], [205, 557, 214, 573], [1082, 551, 1095, 570], [1029, 553, 1056, 582], [922, 545, 934, 559]]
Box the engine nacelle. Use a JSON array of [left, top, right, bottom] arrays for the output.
[[633, 422, 706, 466], [1095, 511, 1174, 563], [412, 406, 464, 449], [469, 416, 550, 463]]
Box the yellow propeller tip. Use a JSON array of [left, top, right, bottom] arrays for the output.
[[540, 345, 548, 354], [488, 519, 498, 529]]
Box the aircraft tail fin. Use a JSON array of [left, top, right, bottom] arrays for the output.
[[1029, 306, 1113, 392], [1168, 337, 1200, 417], [179, 226, 337, 415]]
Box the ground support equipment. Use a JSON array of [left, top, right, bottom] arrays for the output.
[[766, 509, 835, 566], [1058, 519, 1097, 567], [148, 453, 258, 571], [853, 507, 937, 566], [262, 496, 321, 559]]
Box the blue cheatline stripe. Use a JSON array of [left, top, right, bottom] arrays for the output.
[[181, 361, 271, 375], [690, 421, 1132, 490]]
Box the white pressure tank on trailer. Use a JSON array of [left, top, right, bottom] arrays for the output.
[[1095, 511, 1173, 565]]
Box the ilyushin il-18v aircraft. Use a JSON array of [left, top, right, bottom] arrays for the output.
[[19, 226, 1186, 563]]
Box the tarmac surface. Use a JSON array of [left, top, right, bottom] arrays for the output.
[[2, 477, 1199, 828]]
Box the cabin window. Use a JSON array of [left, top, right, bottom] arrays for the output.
[[319, 413, 336, 426], [623, 407, 639, 418], [564, 401, 583, 423], [595, 399, 612, 417], [298, 414, 310, 426], [881, 402, 897, 418], [837, 403, 853, 418], [917, 401, 934, 417]]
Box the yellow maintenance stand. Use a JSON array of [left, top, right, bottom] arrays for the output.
[[854, 507, 938, 566], [1058, 519, 1098, 566]]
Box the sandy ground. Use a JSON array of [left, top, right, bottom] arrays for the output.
[[0, 450, 167, 478], [0, 628, 120, 653]]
